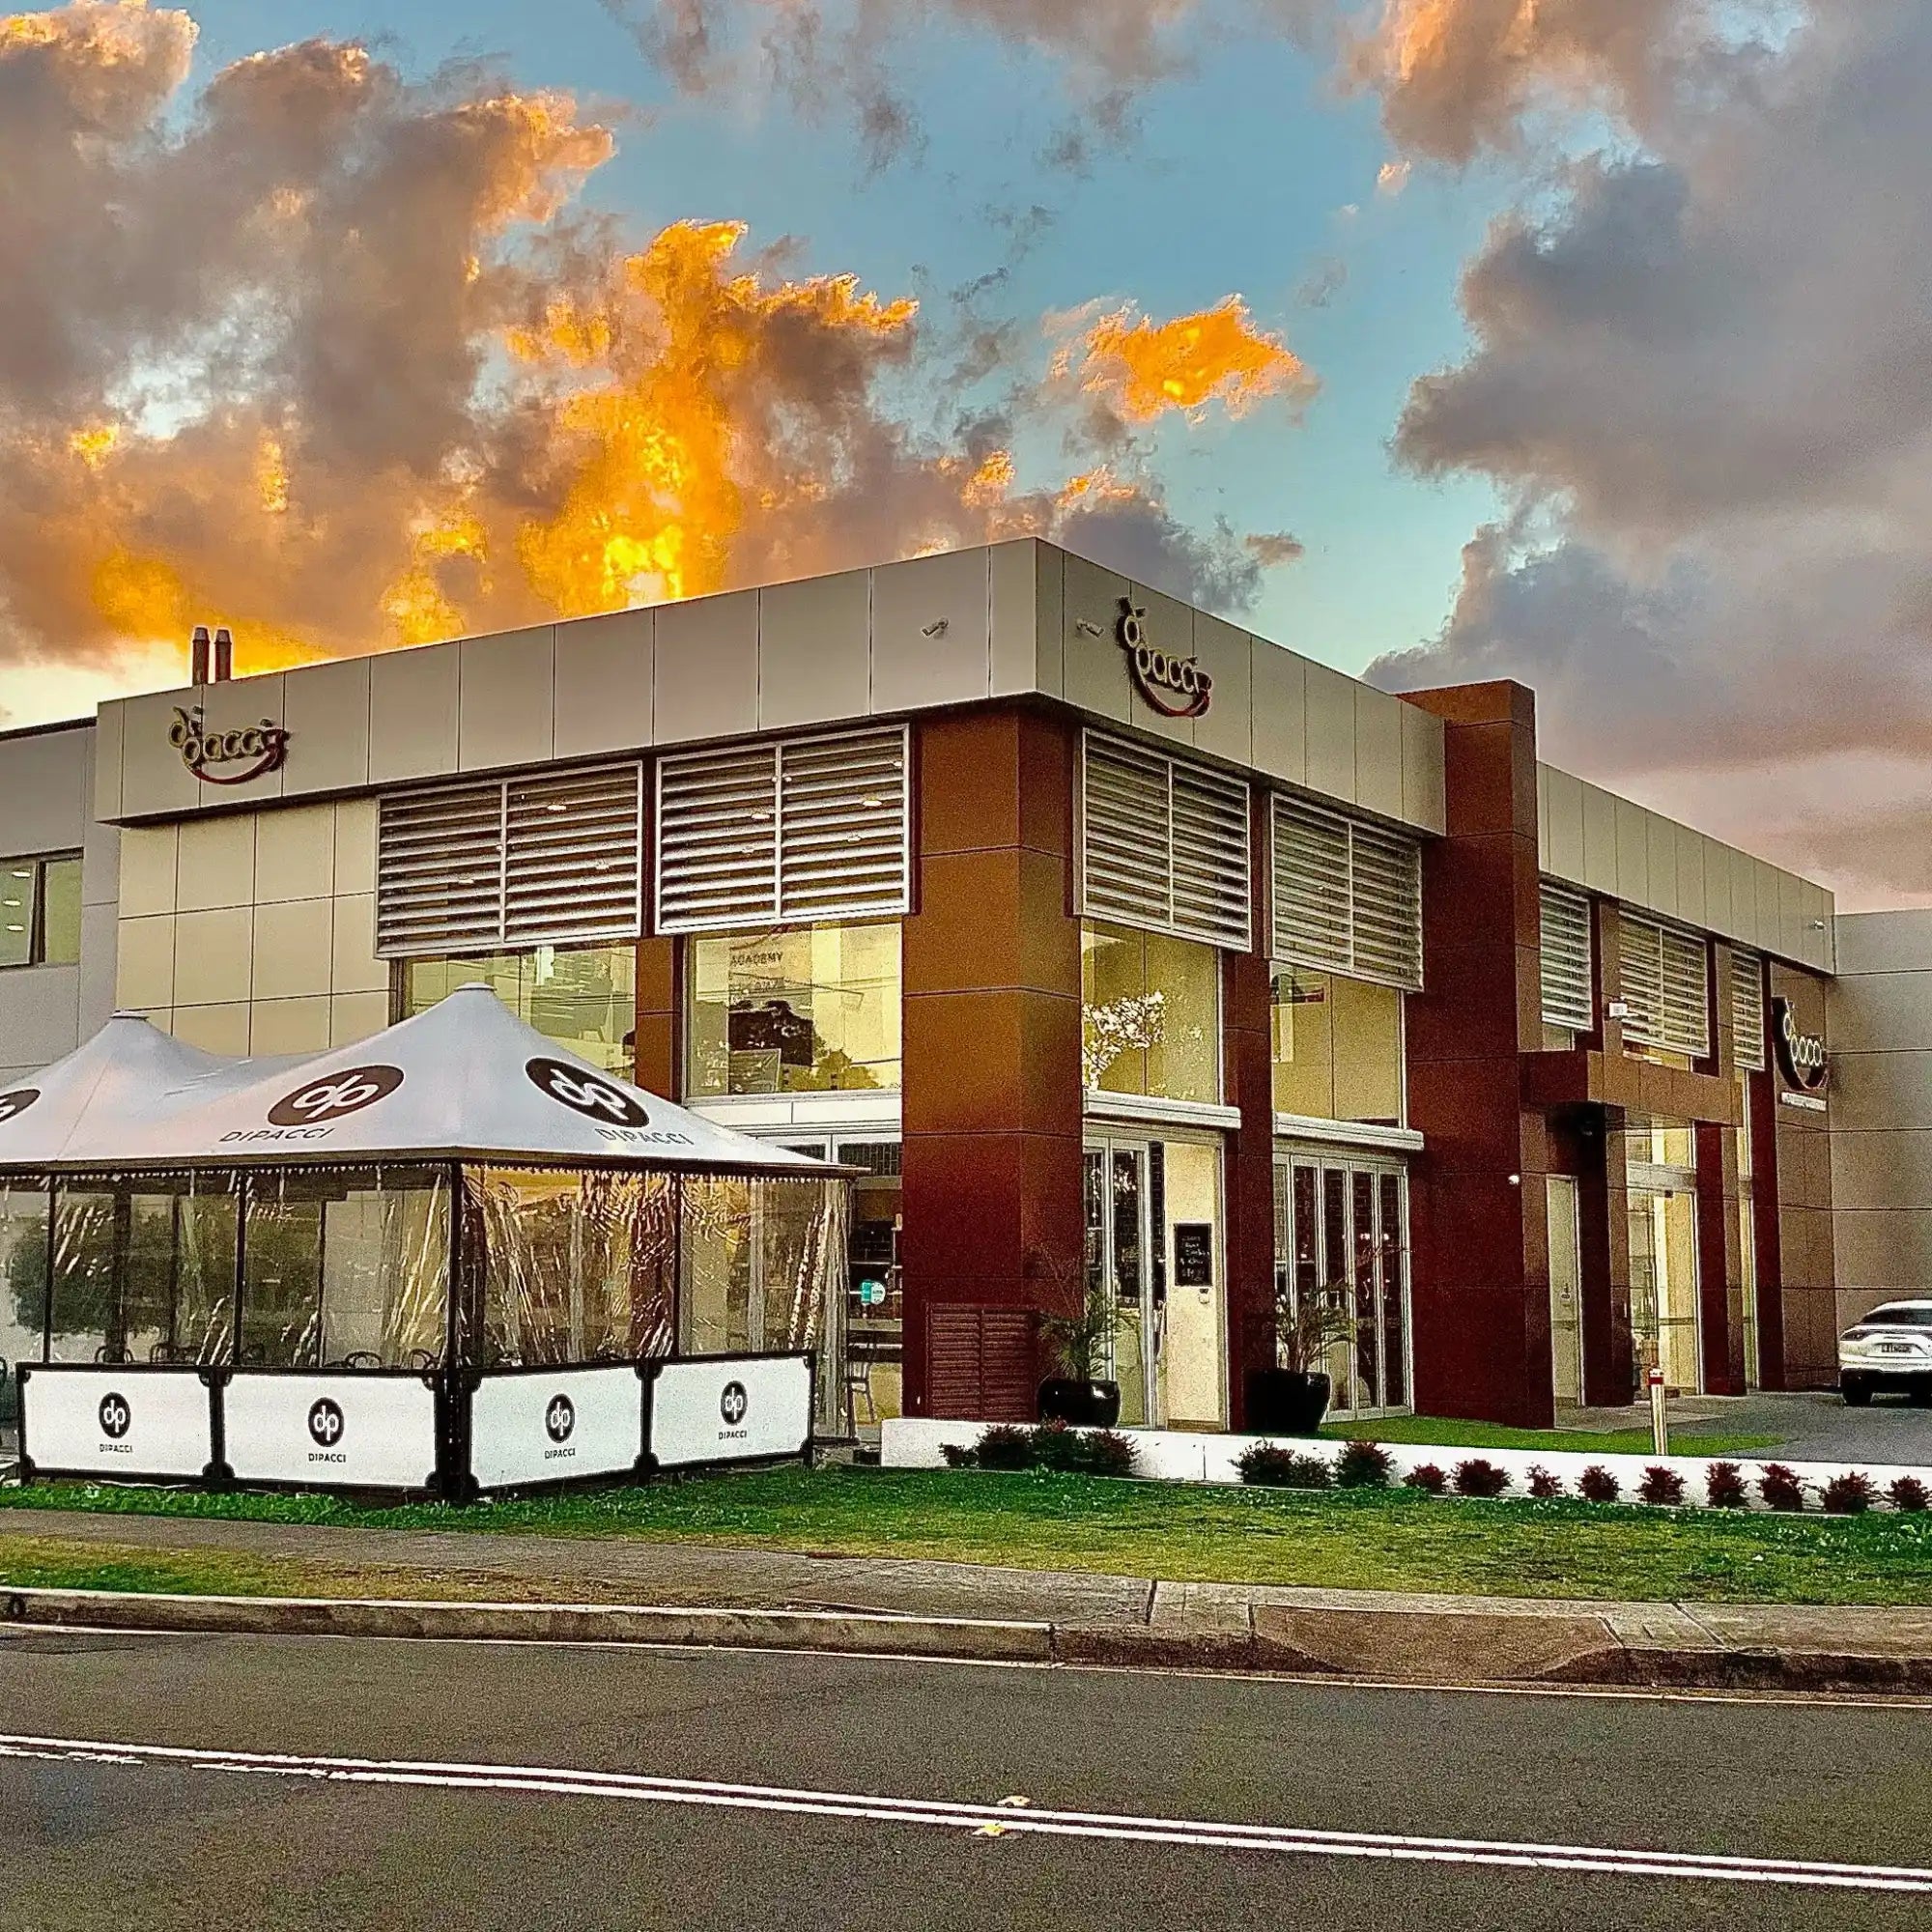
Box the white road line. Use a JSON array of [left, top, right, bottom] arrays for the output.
[[1, 1733, 1927, 1893]]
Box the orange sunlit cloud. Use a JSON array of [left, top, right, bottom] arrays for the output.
[[1063, 297, 1317, 424]]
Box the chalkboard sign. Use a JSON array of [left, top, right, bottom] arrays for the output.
[[1174, 1222, 1214, 1289]]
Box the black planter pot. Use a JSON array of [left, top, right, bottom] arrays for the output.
[[1244, 1368, 1331, 1436], [1037, 1378, 1122, 1428]]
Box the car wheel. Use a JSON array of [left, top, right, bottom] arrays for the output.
[[1842, 1375, 1874, 1406], [1910, 1381, 1932, 1408]]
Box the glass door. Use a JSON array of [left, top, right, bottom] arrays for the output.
[[1272, 1152, 1411, 1419], [1084, 1138, 1158, 1427], [1629, 1185, 1701, 1392], [1548, 1176, 1583, 1406]]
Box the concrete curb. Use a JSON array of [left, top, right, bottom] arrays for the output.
[[8, 1584, 1932, 1693]]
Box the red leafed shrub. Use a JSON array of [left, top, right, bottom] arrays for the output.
[[1236, 1444, 1332, 1489], [1335, 1438, 1395, 1489], [1526, 1464, 1564, 1499], [1704, 1462, 1748, 1508], [1453, 1458, 1511, 1498], [1821, 1471, 1876, 1516], [1638, 1465, 1686, 1506], [1758, 1463, 1806, 1513], [1888, 1476, 1930, 1513], [1405, 1462, 1448, 1494], [1577, 1464, 1622, 1504]]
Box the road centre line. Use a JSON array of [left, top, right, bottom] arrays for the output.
[[2, 1732, 1928, 1894]]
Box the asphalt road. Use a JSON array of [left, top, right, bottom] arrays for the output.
[[1, 1630, 1928, 1931]]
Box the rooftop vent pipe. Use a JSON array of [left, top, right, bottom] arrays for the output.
[[189, 624, 211, 685], [213, 626, 234, 682]]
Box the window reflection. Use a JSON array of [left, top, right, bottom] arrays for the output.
[[1080, 923, 1219, 1104], [402, 945, 636, 1081], [687, 923, 901, 1097], [1269, 968, 1404, 1125]]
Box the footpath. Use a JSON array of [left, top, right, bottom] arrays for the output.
[[6, 1506, 1932, 1692]]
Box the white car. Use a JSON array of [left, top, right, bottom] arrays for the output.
[[1839, 1300, 1932, 1406]]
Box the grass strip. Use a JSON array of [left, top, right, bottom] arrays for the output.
[[7, 1467, 1932, 1606]]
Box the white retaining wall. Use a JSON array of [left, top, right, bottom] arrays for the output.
[[880, 1417, 1931, 1512]]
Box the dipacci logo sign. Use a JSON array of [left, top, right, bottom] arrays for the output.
[[1773, 997, 1829, 1094], [169, 704, 290, 786], [0, 1087, 39, 1125], [1117, 599, 1212, 720], [307, 1397, 347, 1463], [526, 1057, 652, 1127], [98, 1391, 133, 1453]]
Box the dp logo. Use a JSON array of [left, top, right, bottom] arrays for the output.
[[269, 1065, 404, 1128], [0, 1087, 39, 1125], [545, 1394, 577, 1444], [526, 1057, 651, 1127], [99, 1392, 131, 1439], [721, 1381, 749, 1427], [307, 1398, 345, 1448]]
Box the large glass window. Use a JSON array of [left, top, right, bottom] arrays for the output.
[[1269, 968, 1404, 1126], [687, 923, 901, 1097], [0, 1181, 49, 1417], [677, 1176, 847, 1358], [0, 854, 82, 969], [402, 944, 636, 1081], [1081, 922, 1219, 1105]]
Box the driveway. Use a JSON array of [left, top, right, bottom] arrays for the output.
[[1571, 1389, 1932, 1467]]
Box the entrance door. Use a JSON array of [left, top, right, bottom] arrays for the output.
[[1272, 1153, 1411, 1419], [1548, 1177, 1583, 1406], [1629, 1186, 1702, 1392], [1083, 1140, 1157, 1426]]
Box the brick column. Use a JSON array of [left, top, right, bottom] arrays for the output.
[[1580, 901, 1634, 1405], [632, 938, 678, 1096], [899, 708, 1083, 1420], [1400, 680, 1553, 1427]]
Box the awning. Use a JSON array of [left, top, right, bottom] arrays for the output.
[[0, 985, 843, 1176]]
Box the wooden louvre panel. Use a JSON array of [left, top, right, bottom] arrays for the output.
[[925, 1305, 1037, 1421], [1270, 794, 1423, 991], [655, 725, 910, 935], [1731, 947, 1767, 1071], [1539, 883, 1595, 1033], [1079, 731, 1251, 951], [1620, 913, 1711, 1059], [378, 764, 643, 958]]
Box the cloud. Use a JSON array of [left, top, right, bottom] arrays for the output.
[[1368, 2, 1932, 895], [1053, 296, 1318, 424], [0, 4, 1306, 713]]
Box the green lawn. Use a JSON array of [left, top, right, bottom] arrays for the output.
[[1321, 1414, 1779, 1457], [6, 1465, 1932, 1605]]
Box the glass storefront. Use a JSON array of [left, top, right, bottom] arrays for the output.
[[1081, 923, 1219, 1105], [688, 923, 901, 1097], [1738, 1073, 1760, 1387], [402, 945, 637, 1081], [1082, 1134, 1226, 1429], [1272, 1152, 1410, 1418], [1269, 968, 1404, 1126]]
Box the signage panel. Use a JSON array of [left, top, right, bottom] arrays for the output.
[[469, 1366, 644, 1492], [1772, 996, 1829, 1096], [647, 1354, 812, 1469], [19, 1368, 213, 1480], [223, 1373, 439, 1491]]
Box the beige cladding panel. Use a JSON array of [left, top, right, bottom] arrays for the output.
[[553, 607, 652, 759], [1542, 766, 1584, 880], [1643, 815, 1677, 920], [1058, 554, 1136, 728], [332, 797, 377, 898], [1123, 585, 1201, 752], [1834, 1208, 1932, 1297], [1302, 662, 1357, 807], [758, 571, 871, 730], [655, 590, 758, 745], [988, 539, 1044, 698], [459, 625, 556, 773], [117, 689, 203, 818], [1830, 1045, 1932, 1133], [175, 812, 256, 913], [280, 655, 372, 798], [1579, 781, 1619, 895], [192, 673, 287, 809], [1673, 824, 1706, 930], [250, 994, 333, 1057], [115, 914, 176, 1009], [1400, 698, 1445, 836], [330, 989, 390, 1048], [251, 897, 334, 1002], [874, 548, 992, 713], [173, 907, 253, 1008], [1249, 641, 1307, 787], [1837, 909, 1932, 976], [1189, 613, 1252, 767], [118, 824, 179, 919], [171, 1002, 250, 1056], [1353, 686, 1404, 823], [369, 643, 459, 783], [92, 703, 124, 822], [1829, 974, 1932, 1056], [330, 894, 386, 996], [254, 804, 335, 904], [1831, 1129, 1932, 1214]]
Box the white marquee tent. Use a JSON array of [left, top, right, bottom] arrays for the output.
[[0, 988, 848, 1497]]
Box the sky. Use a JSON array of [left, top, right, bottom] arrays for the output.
[[1, 1, 1928, 908]]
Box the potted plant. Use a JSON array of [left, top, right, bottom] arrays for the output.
[[1033, 1246, 1122, 1428], [1245, 1281, 1354, 1435]]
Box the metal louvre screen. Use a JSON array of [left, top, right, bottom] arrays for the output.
[[1079, 732, 1251, 950], [656, 726, 909, 935], [1539, 884, 1594, 1033], [1620, 913, 1710, 1059], [379, 765, 642, 958], [1731, 948, 1766, 1071], [1270, 795, 1423, 991]]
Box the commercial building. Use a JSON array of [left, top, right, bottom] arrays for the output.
[[0, 537, 1921, 1431]]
